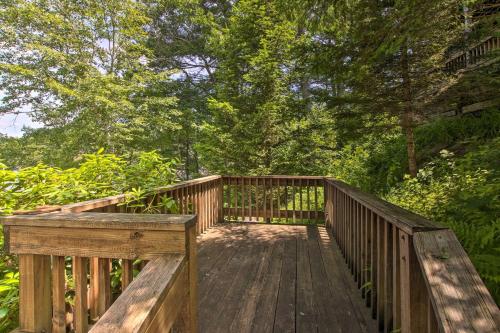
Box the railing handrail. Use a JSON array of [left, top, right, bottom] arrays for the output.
[[60, 175, 222, 213], [446, 34, 498, 62], [222, 175, 324, 179], [325, 178, 444, 234], [90, 254, 188, 333], [4, 175, 499, 333], [413, 229, 500, 333], [324, 179, 500, 333], [1, 211, 198, 333]]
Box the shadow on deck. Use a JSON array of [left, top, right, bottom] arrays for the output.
[[197, 223, 378, 333]]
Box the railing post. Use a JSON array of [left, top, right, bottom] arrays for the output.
[[219, 178, 224, 223], [18, 253, 52, 332], [399, 232, 428, 333], [186, 223, 198, 332]]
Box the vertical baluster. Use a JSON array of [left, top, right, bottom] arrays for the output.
[[353, 200, 358, 279], [192, 185, 197, 221], [52, 256, 66, 333], [350, 197, 354, 273], [227, 179, 231, 222], [392, 225, 401, 331], [73, 256, 89, 333], [263, 178, 268, 223], [314, 181, 319, 223], [340, 191, 344, 253], [357, 202, 362, 284], [248, 177, 252, 221], [177, 189, 183, 215], [205, 182, 210, 229], [346, 196, 350, 266], [255, 178, 260, 222], [399, 232, 428, 333], [384, 222, 394, 332], [195, 184, 201, 233], [189, 185, 194, 215], [122, 259, 134, 290], [284, 181, 289, 223], [185, 186, 189, 214], [214, 181, 217, 226], [234, 178, 239, 222], [209, 182, 213, 227], [205, 183, 209, 228], [292, 178, 297, 223], [277, 179, 281, 222], [241, 177, 246, 221], [90, 258, 110, 321], [299, 179, 303, 222], [360, 205, 366, 295], [340, 189, 344, 249], [217, 180, 222, 223], [201, 183, 206, 232], [377, 217, 386, 330], [18, 254, 52, 332], [370, 211, 378, 319], [365, 207, 372, 306], [306, 179, 311, 222]]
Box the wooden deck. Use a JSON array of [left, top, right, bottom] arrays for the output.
[[197, 223, 378, 333]]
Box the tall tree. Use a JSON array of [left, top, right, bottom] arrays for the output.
[[309, 0, 463, 176], [0, 0, 179, 158], [147, 0, 232, 177], [197, 0, 336, 175]]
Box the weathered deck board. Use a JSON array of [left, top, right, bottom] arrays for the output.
[[197, 223, 378, 333]]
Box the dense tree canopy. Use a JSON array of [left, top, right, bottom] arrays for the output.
[[0, 0, 499, 322]]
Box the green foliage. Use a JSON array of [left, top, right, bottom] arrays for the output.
[[329, 111, 500, 303], [386, 141, 500, 302], [195, 0, 337, 175], [0, 0, 180, 160], [330, 110, 500, 194], [0, 150, 178, 331]]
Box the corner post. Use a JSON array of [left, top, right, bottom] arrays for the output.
[[185, 222, 198, 332], [18, 254, 52, 332], [399, 232, 428, 333]]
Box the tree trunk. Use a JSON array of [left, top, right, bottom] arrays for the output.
[[401, 41, 418, 177]]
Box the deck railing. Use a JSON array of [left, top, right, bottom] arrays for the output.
[[324, 178, 500, 333], [2, 175, 499, 333], [222, 176, 324, 224], [0, 176, 222, 333], [445, 35, 500, 72]]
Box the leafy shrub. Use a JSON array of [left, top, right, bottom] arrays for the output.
[[0, 150, 178, 331], [329, 109, 500, 194], [385, 141, 500, 303]]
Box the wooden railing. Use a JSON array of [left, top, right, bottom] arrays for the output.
[[324, 179, 500, 333], [445, 35, 500, 72], [1, 212, 197, 333], [61, 175, 223, 235], [3, 175, 499, 333], [222, 176, 324, 224], [0, 176, 223, 333]]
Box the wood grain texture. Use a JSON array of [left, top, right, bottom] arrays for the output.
[[414, 229, 500, 333], [18, 254, 52, 333], [89, 255, 186, 333], [121, 259, 134, 290], [52, 256, 66, 333], [1, 212, 196, 231], [197, 224, 378, 333], [90, 258, 111, 321], [8, 225, 186, 259], [73, 256, 89, 333]]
